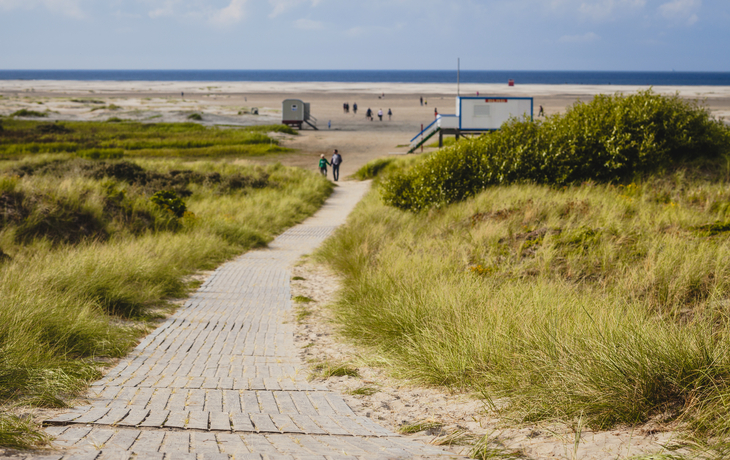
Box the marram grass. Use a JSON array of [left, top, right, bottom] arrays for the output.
[[0, 157, 332, 447], [316, 168, 730, 451]]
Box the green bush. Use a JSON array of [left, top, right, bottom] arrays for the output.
[[10, 110, 47, 118], [77, 148, 124, 160], [382, 91, 730, 212], [150, 190, 187, 217], [187, 113, 203, 121]]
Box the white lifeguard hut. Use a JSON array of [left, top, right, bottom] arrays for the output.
[[408, 96, 533, 153], [282, 99, 318, 130]]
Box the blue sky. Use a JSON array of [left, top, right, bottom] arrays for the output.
[[1, 0, 728, 71]]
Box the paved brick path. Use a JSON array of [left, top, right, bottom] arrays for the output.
[[24, 182, 459, 460]]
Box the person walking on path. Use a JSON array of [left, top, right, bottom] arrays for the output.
[[331, 149, 342, 182], [538, 105, 545, 117], [353, 102, 358, 114], [366, 108, 373, 121], [387, 108, 392, 120], [378, 109, 383, 121], [434, 108, 438, 118], [420, 96, 423, 106], [318, 154, 330, 177]]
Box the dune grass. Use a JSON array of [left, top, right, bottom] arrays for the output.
[[316, 160, 730, 452], [0, 153, 331, 447], [0, 119, 296, 158]]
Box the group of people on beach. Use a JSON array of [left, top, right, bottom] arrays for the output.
[[319, 149, 342, 181], [342, 102, 358, 114], [365, 108, 392, 121]]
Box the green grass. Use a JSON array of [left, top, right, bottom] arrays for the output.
[[426, 137, 457, 149], [0, 119, 296, 158], [292, 295, 314, 303], [0, 414, 50, 449], [316, 163, 730, 452], [0, 145, 332, 446], [349, 386, 378, 396], [10, 110, 47, 118], [309, 360, 359, 379], [292, 276, 306, 280], [398, 420, 442, 434]]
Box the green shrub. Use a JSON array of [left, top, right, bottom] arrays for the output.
[[382, 91, 730, 212], [77, 148, 124, 160], [10, 109, 47, 118], [187, 113, 203, 121], [150, 190, 187, 217], [353, 157, 397, 180]]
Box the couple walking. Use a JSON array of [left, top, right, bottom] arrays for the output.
[[319, 149, 343, 181]]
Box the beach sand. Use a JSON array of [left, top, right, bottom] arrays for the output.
[[2, 80, 729, 179]]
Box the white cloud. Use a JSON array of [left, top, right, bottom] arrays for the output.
[[148, 0, 178, 18], [559, 31, 600, 42], [659, 0, 701, 25], [294, 18, 323, 30], [578, 0, 645, 20], [268, 0, 320, 18], [0, 0, 86, 18], [209, 0, 247, 25]]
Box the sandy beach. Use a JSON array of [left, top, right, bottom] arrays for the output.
[[2, 80, 729, 179]]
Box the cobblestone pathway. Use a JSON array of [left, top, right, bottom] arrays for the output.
[[23, 182, 459, 460]]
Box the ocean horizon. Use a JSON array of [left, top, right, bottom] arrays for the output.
[[1, 70, 730, 86]]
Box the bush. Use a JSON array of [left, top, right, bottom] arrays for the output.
[[382, 91, 730, 212], [150, 190, 187, 217], [187, 113, 203, 121], [10, 110, 47, 118], [77, 148, 124, 160]]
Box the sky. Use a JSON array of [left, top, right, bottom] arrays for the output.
[[1, 0, 728, 71]]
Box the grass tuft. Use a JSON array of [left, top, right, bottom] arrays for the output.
[[0, 414, 49, 449], [310, 360, 359, 379], [292, 295, 314, 303], [11, 110, 47, 118], [398, 420, 442, 434]]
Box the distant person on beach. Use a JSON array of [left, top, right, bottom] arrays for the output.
[[476, 91, 479, 96], [378, 109, 383, 121], [538, 105, 545, 117], [328, 120, 331, 129], [353, 103, 358, 114], [319, 154, 330, 177], [343, 102, 347, 114], [424, 99, 428, 106], [366, 108, 373, 121], [181, 92, 184, 98], [331, 149, 342, 182], [420, 96, 423, 106], [434, 108, 438, 118], [388, 108, 392, 120]]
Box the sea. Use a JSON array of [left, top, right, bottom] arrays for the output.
[[1, 70, 729, 86]]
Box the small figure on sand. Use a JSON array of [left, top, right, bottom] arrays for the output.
[[424, 99, 428, 106], [387, 108, 392, 120], [378, 109, 383, 121], [434, 108, 438, 118], [331, 149, 342, 182], [538, 105, 545, 117], [181, 92, 184, 98], [328, 120, 331, 129], [420, 96, 423, 106], [343, 102, 348, 114], [319, 154, 330, 177], [353, 102, 358, 114], [366, 108, 373, 121]]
